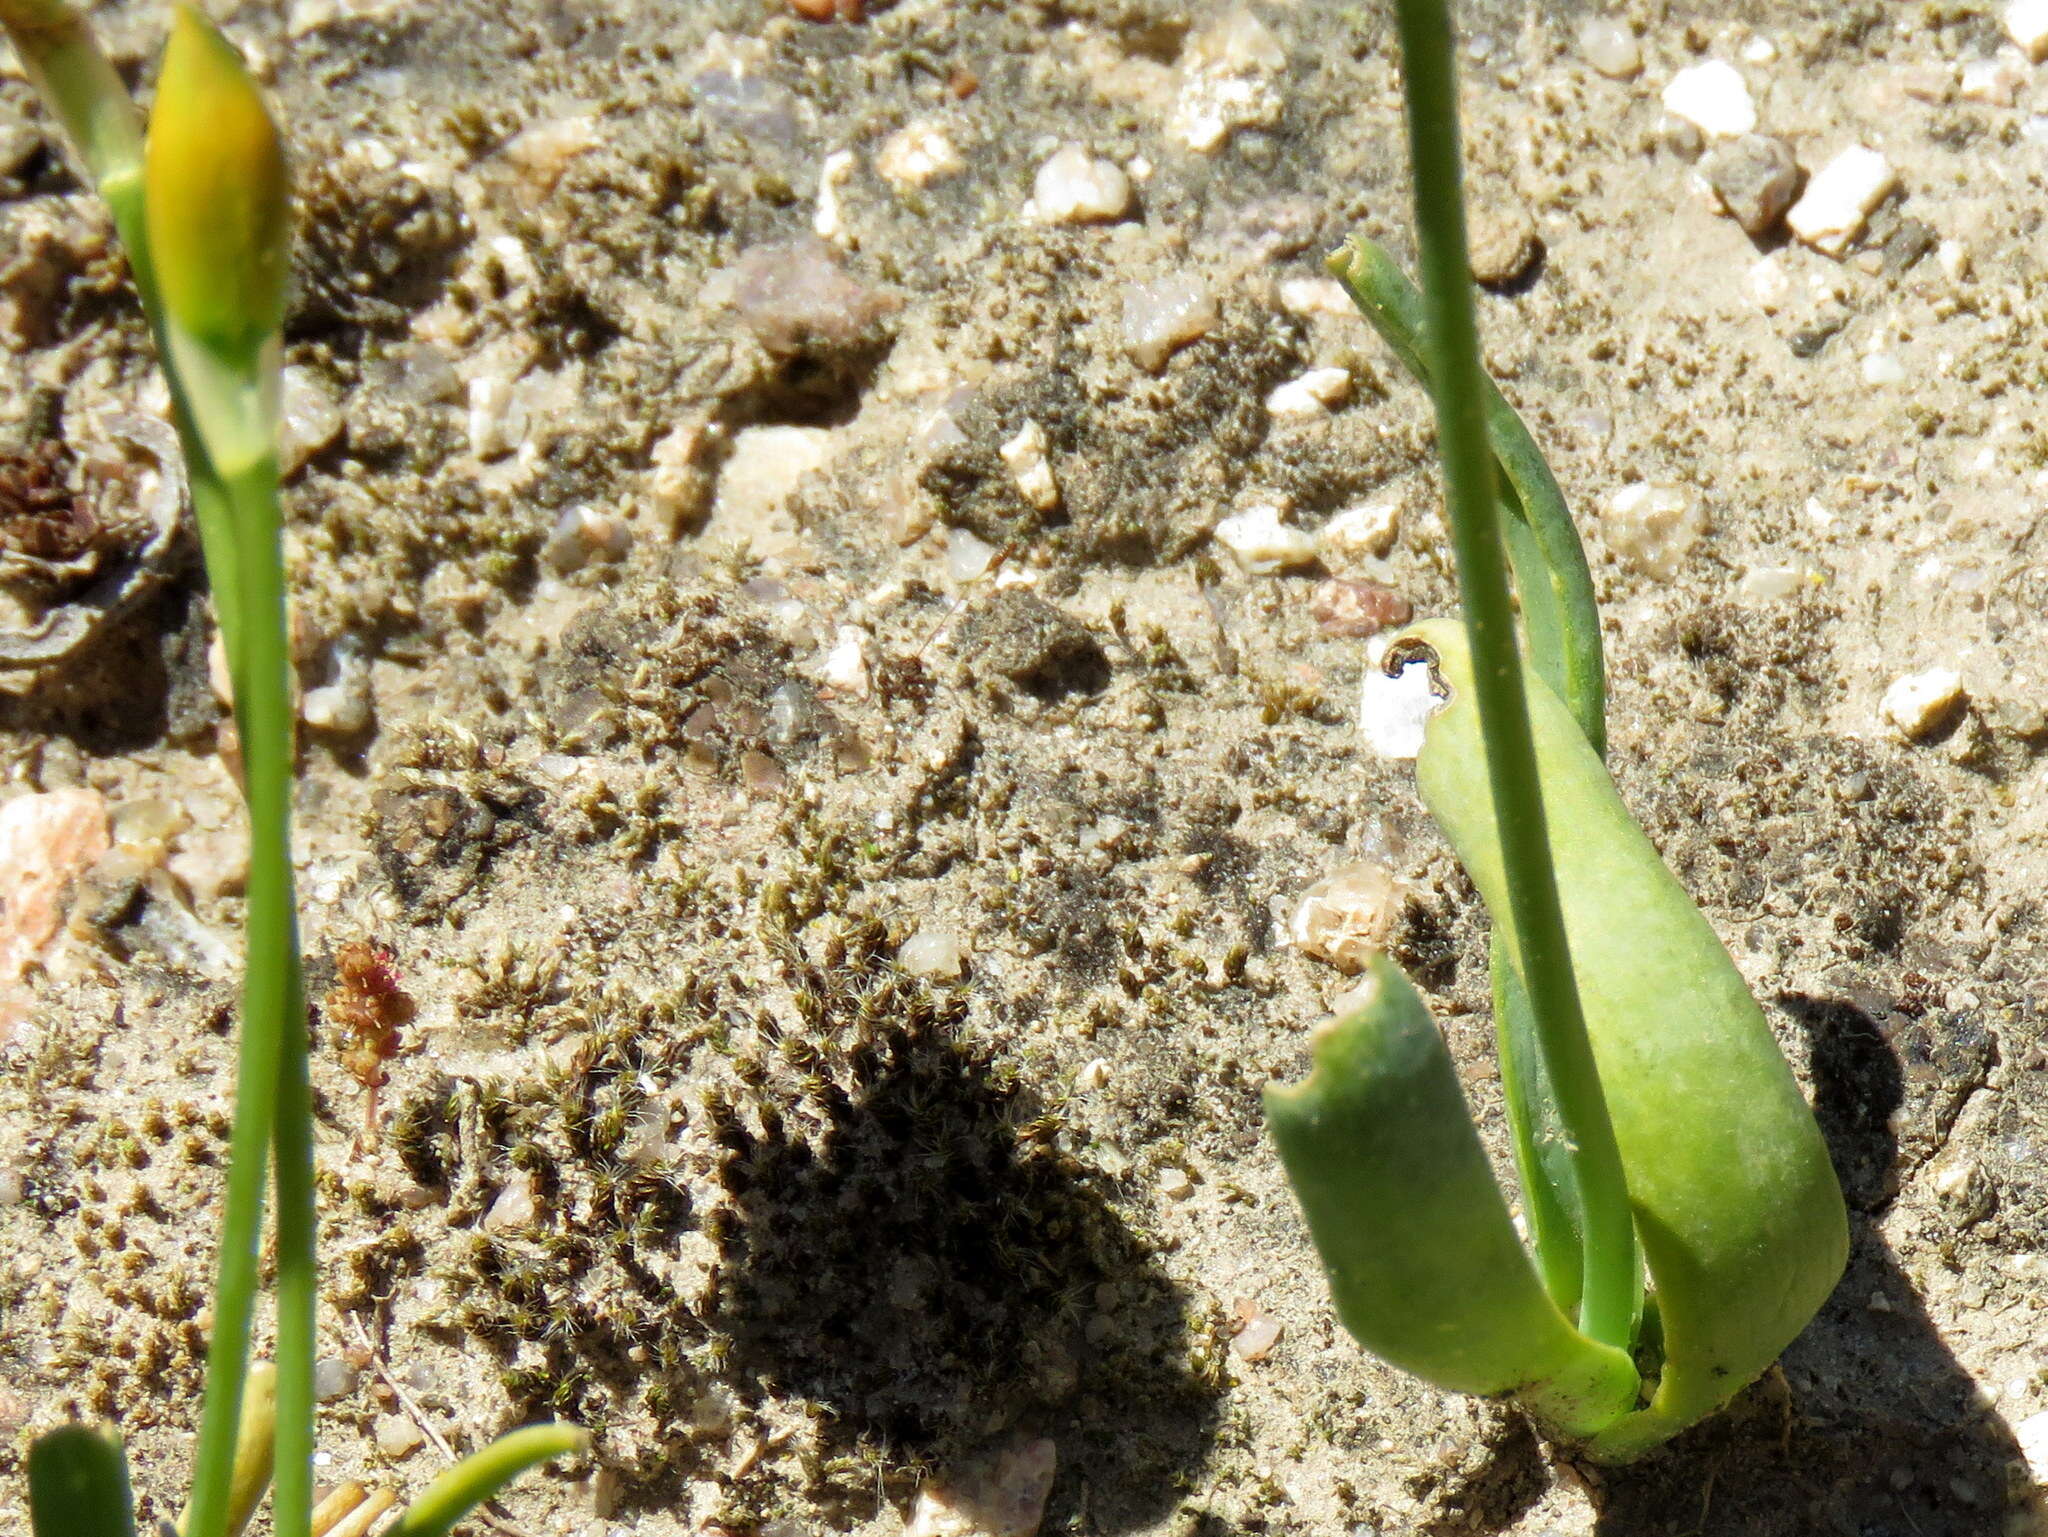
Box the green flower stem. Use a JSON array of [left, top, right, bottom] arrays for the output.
[[223, 454, 313, 1537], [384, 1425, 592, 1537], [1386, 0, 1637, 1354]]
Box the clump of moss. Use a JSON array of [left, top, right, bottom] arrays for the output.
[[393, 914, 1213, 1512]]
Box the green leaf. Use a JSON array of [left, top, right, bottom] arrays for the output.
[[28, 1425, 136, 1537], [1263, 956, 1640, 1441], [1398, 619, 1849, 1459], [384, 1424, 590, 1537]]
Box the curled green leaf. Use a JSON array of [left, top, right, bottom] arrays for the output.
[[1263, 956, 1640, 1441], [1395, 618, 1848, 1459]]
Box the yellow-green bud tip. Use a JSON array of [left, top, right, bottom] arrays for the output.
[[144, 4, 287, 357]]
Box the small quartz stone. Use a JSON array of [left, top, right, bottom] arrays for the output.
[[314, 1357, 358, 1402], [482, 1174, 540, 1232], [999, 420, 1060, 511], [1026, 146, 1131, 224], [1577, 17, 1640, 77], [1286, 861, 1404, 973], [1317, 499, 1401, 562], [1156, 1166, 1195, 1200], [1213, 496, 1317, 574], [1601, 482, 1706, 579], [1120, 274, 1216, 371], [1786, 147, 1896, 257], [1737, 565, 1807, 602], [1662, 61, 1757, 140], [1700, 134, 1800, 237], [2006, 0, 2048, 61], [542, 504, 632, 574], [898, 926, 965, 980], [1960, 54, 2028, 105], [1881, 667, 1966, 740], [1265, 366, 1351, 420], [1167, 9, 1286, 154], [1230, 1303, 1283, 1362], [877, 120, 964, 189], [2016, 1410, 2048, 1486], [375, 1417, 425, 1460], [821, 625, 873, 697], [905, 1437, 1057, 1537]]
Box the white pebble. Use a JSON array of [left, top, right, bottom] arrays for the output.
[[1120, 274, 1217, 371], [1736, 565, 1808, 602], [1074, 1058, 1111, 1092], [821, 625, 873, 698], [542, 504, 632, 574], [2006, 0, 2048, 61], [1938, 239, 1971, 282], [1746, 253, 1791, 311], [1285, 861, 1403, 974], [813, 147, 856, 246], [1212, 496, 1316, 574], [1740, 34, 1778, 64], [279, 366, 344, 477], [1276, 275, 1352, 317], [944, 526, 999, 584], [1959, 54, 2028, 106], [1881, 667, 1965, 740], [1861, 351, 1907, 387], [1661, 61, 1756, 140], [1601, 482, 1706, 579], [998, 419, 1060, 511], [301, 641, 375, 736], [876, 120, 963, 190], [1786, 147, 1896, 258], [375, 1416, 425, 1460], [898, 926, 964, 980], [482, 1174, 539, 1232], [1156, 1166, 1195, 1200], [501, 115, 600, 194], [1230, 1309, 1283, 1362], [1577, 17, 1640, 78], [466, 375, 525, 460], [905, 1437, 1056, 1537], [1358, 640, 1444, 760], [2016, 1410, 2048, 1486], [1318, 498, 1401, 562], [1026, 145, 1131, 225], [313, 1357, 358, 1402], [1167, 8, 1286, 154], [1264, 366, 1351, 420]]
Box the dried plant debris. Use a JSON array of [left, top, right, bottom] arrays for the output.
[[0, 415, 186, 683]]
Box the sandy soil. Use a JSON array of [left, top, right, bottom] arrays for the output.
[[3, 1, 2048, 1534]]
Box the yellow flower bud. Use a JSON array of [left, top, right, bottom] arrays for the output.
[[143, 5, 287, 359]]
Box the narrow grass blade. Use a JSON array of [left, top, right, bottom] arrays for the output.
[[1264, 956, 1639, 1439], [1327, 236, 1606, 756], [383, 1425, 591, 1537], [28, 1425, 136, 1537]]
